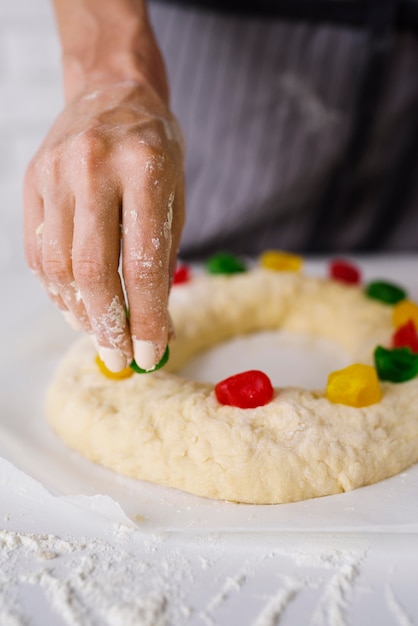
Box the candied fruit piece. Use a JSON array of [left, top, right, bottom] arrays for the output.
[[329, 259, 361, 285], [365, 280, 407, 305], [206, 252, 246, 275], [95, 355, 134, 380], [374, 346, 418, 383], [326, 364, 382, 408], [173, 264, 191, 285], [259, 250, 303, 272], [215, 370, 274, 409], [130, 345, 170, 374], [392, 299, 418, 329], [392, 320, 418, 353]]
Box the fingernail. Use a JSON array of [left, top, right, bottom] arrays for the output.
[[133, 340, 158, 371], [63, 310, 82, 331], [99, 347, 127, 373]]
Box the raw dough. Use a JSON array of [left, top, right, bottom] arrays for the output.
[[46, 269, 418, 504]]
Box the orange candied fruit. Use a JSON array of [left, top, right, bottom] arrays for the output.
[[392, 299, 418, 329], [95, 355, 134, 380], [259, 250, 303, 272], [326, 363, 382, 408]]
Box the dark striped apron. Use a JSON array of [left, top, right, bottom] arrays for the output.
[[148, 0, 418, 257]]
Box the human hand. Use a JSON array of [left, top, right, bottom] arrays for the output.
[[23, 81, 184, 372]]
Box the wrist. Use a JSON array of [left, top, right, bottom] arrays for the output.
[[54, 0, 169, 103], [62, 47, 169, 104]]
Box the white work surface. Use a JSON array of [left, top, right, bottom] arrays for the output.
[[1, 256, 418, 626], [1, 2, 417, 621]]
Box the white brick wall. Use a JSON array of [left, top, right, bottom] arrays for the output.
[[0, 0, 63, 269]]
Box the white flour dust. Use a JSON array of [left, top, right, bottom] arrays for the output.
[[129, 247, 152, 266], [199, 572, 246, 624], [91, 295, 126, 347], [0, 528, 413, 626], [70, 281, 82, 303], [0, 529, 191, 626], [386, 584, 414, 626], [163, 193, 174, 240], [311, 559, 361, 626], [252, 576, 302, 626]]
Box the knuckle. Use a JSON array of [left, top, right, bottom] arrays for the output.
[[39, 146, 61, 173], [125, 118, 178, 167], [71, 129, 101, 154], [70, 130, 106, 170], [25, 247, 41, 274], [123, 260, 164, 287], [43, 256, 72, 285], [136, 117, 167, 150], [31, 148, 64, 190], [122, 261, 145, 285], [73, 256, 109, 286], [141, 147, 176, 182]]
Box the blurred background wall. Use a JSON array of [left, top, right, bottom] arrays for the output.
[[0, 0, 62, 271]]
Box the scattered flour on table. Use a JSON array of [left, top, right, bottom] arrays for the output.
[[252, 576, 303, 626], [0, 529, 191, 626], [385, 584, 414, 626], [0, 528, 403, 626], [251, 541, 368, 626], [205, 573, 247, 613], [199, 572, 247, 625], [311, 558, 362, 626]]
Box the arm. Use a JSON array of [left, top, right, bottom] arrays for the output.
[[54, 0, 169, 102], [23, 0, 185, 372]]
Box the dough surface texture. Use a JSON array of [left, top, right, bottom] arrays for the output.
[[46, 269, 418, 504]]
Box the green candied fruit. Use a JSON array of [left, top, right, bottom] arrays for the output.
[[205, 252, 246, 275], [130, 345, 170, 374], [374, 346, 418, 383], [365, 280, 407, 305]]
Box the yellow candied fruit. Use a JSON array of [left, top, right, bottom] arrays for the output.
[[259, 250, 303, 273], [392, 299, 418, 329], [95, 355, 134, 380], [326, 364, 382, 408]]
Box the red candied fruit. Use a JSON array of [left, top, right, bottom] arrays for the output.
[[329, 259, 361, 285], [392, 320, 418, 353], [215, 370, 274, 409], [173, 264, 191, 285]]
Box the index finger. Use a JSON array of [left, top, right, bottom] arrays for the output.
[[72, 183, 133, 372], [122, 172, 175, 371]]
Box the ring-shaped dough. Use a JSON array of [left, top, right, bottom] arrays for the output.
[[46, 269, 418, 504]]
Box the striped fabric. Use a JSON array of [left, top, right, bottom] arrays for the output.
[[148, 1, 418, 257]]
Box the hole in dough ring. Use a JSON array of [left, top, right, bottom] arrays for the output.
[[46, 269, 418, 504]]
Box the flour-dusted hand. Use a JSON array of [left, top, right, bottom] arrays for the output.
[[23, 0, 185, 372], [24, 84, 184, 371]]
